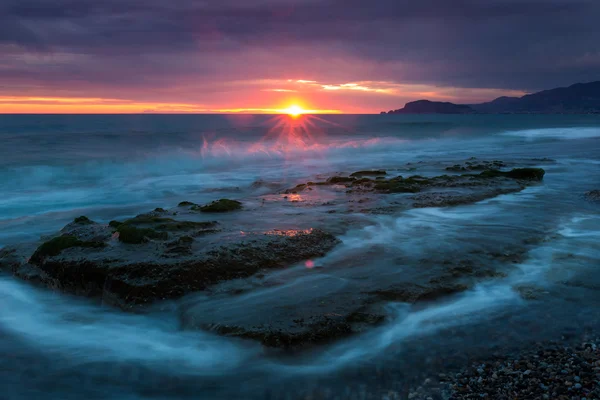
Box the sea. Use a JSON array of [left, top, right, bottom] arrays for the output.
[[1, 114, 599, 399]]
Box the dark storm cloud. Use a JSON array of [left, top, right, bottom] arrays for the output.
[[1, 0, 599, 94]]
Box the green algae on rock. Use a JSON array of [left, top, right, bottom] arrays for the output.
[[109, 212, 218, 243], [195, 199, 242, 212], [477, 167, 545, 181], [20, 227, 339, 311], [123, 214, 215, 230], [73, 216, 94, 225], [327, 176, 356, 184], [116, 225, 169, 244], [350, 170, 387, 177], [178, 201, 197, 207], [373, 177, 423, 193], [30, 235, 105, 264], [109, 220, 124, 229]]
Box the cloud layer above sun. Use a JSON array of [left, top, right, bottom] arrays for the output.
[[1, 0, 599, 113]]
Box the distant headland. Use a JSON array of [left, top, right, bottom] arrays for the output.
[[382, 81, 600, 114]]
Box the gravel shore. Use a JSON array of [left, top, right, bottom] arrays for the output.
[[443, 339, 600, 400]]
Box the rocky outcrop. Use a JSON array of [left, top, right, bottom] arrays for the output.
[[1, 213, 339, 311], [585, 190, 600, 202], [286, 165, 546, 208], [0, 161, 551, 349]]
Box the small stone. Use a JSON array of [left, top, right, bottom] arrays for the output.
[[574, 383, 582, 389], [565, 381, 573, 386], [574, 376, 580, 382]]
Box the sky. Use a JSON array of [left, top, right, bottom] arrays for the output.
[[1, 0, 599, 114]]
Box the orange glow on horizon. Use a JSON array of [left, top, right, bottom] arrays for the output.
[[0, 96, 342, 114], [281, 105, 304, 117]]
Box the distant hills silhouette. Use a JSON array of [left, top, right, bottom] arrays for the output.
[[382, 81, 600, 114]]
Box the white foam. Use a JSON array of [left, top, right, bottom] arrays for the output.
[[502, 127, 600, 140], [0, 278, 260, 375]]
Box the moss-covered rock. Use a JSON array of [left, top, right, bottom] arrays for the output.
[[327, 176, 355, 184], [477, 169, 505, 178], [109, 220, 124, 229], [352, 178, 373, 185], [505, 168, 545, 181], [116, 225, 169, 244], [154, 221, 217, 231], [110, 212, 217, 242], [30, 235, 105, 263], [350, 170, 387, 177], [73, 216, 94, 225], [178, 201, 197, 207], [195, 199, 242, 213], [124, 215, 175, 225], [373, 177, 422, 193], [477, 168, 545, 181], [446, 164, 467, 172]]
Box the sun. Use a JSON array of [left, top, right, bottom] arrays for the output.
[[282, 105, 304, 117]]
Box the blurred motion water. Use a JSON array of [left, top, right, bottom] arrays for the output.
[[1, 114, 600, 399]]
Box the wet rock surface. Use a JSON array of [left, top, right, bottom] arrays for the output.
[[0, 159, 555, 348], [2, 212, 339, 312], [285, 163, 545, 209]]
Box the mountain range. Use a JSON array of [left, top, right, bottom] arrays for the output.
[[382, 81, 600, 114]]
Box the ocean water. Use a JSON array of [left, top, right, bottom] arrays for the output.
[[1, 114, 600, 399]]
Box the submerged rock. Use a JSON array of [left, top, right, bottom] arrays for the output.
[[370, 282, 470, 303], [585, 189, 600, 202], [445, 160, 506, 172]]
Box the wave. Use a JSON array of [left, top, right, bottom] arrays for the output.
[[501, 127, 600, 140]]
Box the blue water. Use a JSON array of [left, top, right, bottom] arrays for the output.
[[1, 114, 600, 399]]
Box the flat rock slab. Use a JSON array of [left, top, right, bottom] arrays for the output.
[[285, 166, 545, 210], [1, 215, 339, 311], [0, 161, 551, 348]]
